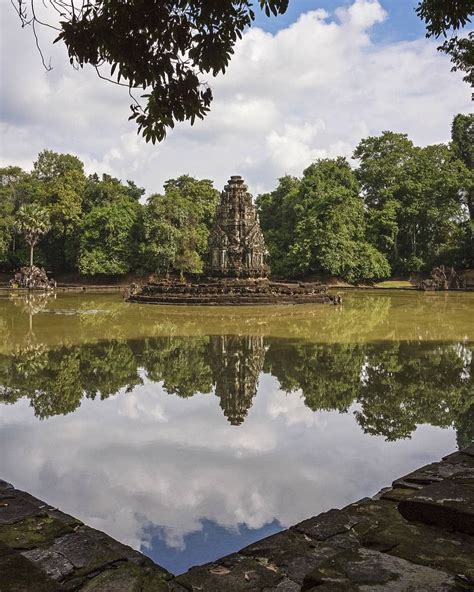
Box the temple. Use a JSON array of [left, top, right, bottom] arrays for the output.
[[128, 174, 335, 305], [205, 176, 268, 278]]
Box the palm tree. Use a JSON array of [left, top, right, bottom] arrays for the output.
[[15, 204, 51, 267]]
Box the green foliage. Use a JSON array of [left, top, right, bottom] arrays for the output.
[[258, 120, 470, 280], [416, 0, 473, 90], [452, 113, 474, 169], [2, 123, 471, 279], [0, 341, 142, 419], [258, 158, 390, 282], [15, 203, 51, 266], [78, 197, 142, 275], [144, 337, 213, 397], [32, 150, 87, 271], [141, 175, 219, 274], [257, 175, 300, 276], [2, 149, 219, 276], [451, 113, 474, 224], [0, 167, 44, 268], [354, 130, 471, 273], [84, 174, 145, 212], [0, 167, 23, 264]]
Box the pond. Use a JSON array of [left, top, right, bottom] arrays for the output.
[[0, 290, 472, 575]]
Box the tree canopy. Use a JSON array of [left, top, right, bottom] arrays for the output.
[[354, 130, 472, 273], [15, 203, 51, 266], [2, 116, 471, 279], [257, 157, 391, 282], [141, 175, 219, 274], [416, 0, 473, 91]]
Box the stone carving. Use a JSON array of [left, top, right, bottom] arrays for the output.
[[418, 265, 466, 291], [205, 176, 268, 278], [9, 266, 56, 291]]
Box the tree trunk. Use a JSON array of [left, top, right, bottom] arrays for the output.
[[30, 244, 34, 267]]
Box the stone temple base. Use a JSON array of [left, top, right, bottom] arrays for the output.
[[127, 278, 336, 306]]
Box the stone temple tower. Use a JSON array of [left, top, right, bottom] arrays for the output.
[[205, 175, 268, 278]]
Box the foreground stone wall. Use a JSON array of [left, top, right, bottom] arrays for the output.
[[174, 445, 474, 591], [0, 479, 171, 591], [1, 445, 473, 591]]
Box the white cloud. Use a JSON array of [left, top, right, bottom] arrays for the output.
[[0, 0, 471, 196], [0, 376, 455, 555], [337, 0, 387, 30]]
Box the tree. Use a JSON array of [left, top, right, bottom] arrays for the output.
[[416, 0, 473, 91], [14, 0, 289, 143], [258, 158, 391, 282], [451, 113, 474, 220], [15, 203, 51, 267], [33, 150, 87, 271], [83, 174, 145, 212], [256, 175, 300, 277], [78, 196, 142, 275], [141, 175, 219, 274], [0, 167, 25, 266], [0, 167, 43, 268], [354, 131, 471, 273]]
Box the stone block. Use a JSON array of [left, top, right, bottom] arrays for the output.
[[398, 478, 474, 535], [0, 550, 60, 591], [293, 509, 359, 541], [175, 553, 284, 591], [0, 494, 41, 525], [21, 527, 139, 581], [240, 528, 349, 584], [0, 515, 74, 550], [74, 562, 169, 592], [392, 458, 474, 488], [301, 548, 456, 591]]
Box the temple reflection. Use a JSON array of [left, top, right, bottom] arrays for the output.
[[209, 335, 265, 425], [0, 334, 472, 446]]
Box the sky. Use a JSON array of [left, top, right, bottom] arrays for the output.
[[0, 0, 472, 196], [1, 373, 455, 574]]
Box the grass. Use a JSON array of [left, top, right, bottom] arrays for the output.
[[374, 280, 415, 289]]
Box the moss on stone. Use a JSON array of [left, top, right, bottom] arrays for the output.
[[0, 514, 74, 550], [79, 562, 169, 592]]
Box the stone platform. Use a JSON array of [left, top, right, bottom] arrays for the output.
[[127, 279, 336, 306], [1, 445, 473, 591]]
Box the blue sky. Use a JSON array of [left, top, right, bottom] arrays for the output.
[[254, 0, 427, 41]]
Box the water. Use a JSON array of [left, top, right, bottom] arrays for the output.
[[0, 290, 472, 574]]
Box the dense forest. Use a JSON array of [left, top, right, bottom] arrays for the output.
[[1, 113, 472, 281]]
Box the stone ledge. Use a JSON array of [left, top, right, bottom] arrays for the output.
[[128, 279, 336, 306]]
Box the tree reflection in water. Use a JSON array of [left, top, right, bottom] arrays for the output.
[[0, 334, 472, 447]]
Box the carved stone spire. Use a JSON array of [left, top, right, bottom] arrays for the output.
[[205, 175, 268, 278]]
